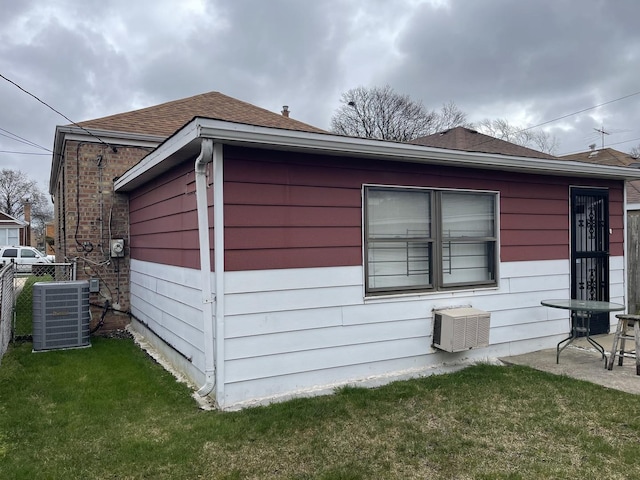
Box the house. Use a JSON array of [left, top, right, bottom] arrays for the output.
[[108, 108, 640, 409], [561, 147, 640, 314], [0, 211, 28, 246], [49, 92, 322, 328]]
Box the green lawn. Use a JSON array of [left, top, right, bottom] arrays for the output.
[[1, 337, 640, 479]]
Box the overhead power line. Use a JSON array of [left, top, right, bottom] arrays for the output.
[[0, 150, 50, 155], [0, 127, 52, 152], [466, 90, 640, 152], [0, 72, 116, 151]]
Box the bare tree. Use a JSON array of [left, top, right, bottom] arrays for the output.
[[330, 85, 470, 141], [0, 168, 53, 244], [630, 145, 640, 159], [475, 118, 559, 155]]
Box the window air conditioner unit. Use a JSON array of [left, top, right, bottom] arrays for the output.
[[32, 281, 91, 352], [433, 307, 490, 352]]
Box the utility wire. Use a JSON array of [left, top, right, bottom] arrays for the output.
[[464, 90, 640, 152], [0, 127, 52, 152], [0, 150, 50, 155], [0, 72, 116, 151]]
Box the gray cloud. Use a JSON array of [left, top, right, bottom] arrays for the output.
[[1, 0, 640, 196]]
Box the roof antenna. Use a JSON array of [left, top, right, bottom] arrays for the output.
[[594, 126, 609, 149]]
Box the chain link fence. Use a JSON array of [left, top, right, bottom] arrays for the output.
[[0, 263, 14, 363], [11, 262, 76, 341]]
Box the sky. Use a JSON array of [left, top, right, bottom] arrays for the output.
[[2, 0, 640, 196]]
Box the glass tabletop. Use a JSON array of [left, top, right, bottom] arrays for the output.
[[541, 299, 625, 312]]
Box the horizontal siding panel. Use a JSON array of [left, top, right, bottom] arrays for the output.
[[129, 163, 195, 207], [490, 318, 567, 344], [501, 244, 569, 262], [223, 355, 432, 405], [500, 259, 569, 277], [131, 248, 204, 270], [131, 259, 207, 290], [226, 307, 344, 338], [225, 337, 432, 383], [507, 272, 569, 294], [130, 231, 201, 249], [225, 266, 362, 294], [501, 213, 567, 230], [226, 227, 361, 250], [501, 197, 569, 215], [225, 204, 361, 227], [342, 301, 429, 326], [226, 247, 362, 271], [225, 319, 428, 361], [225, 182, 360, 207], [130, 211, 199, 235], [130, 194, 197, 224], [501, 230, 568, 247], [225, 285, 363, 316]]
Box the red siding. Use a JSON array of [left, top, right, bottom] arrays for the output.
[[127, 145, 625, 271]]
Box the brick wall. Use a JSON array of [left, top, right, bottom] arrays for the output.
[[54, 140, 153, 330]]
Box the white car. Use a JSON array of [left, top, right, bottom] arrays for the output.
[[0, 246, 52, 272]]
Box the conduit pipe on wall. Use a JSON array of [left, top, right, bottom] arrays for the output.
[[195, 139, 215, 397]]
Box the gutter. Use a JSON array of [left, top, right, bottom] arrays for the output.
[[194, 139, 215, 397], [115, 118, 640, 193]]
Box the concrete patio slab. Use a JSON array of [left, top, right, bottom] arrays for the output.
[[501, 334, 640, 395]]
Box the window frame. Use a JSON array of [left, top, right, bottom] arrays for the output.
[[364, 184, 499, 296]]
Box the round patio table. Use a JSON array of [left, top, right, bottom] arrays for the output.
[[541, 299, 625, 364]]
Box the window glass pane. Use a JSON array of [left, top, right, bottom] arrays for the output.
[[367, 241, 431, 290], [442, 193, 494, 238], [21, 249, 36, 258], [368, 189, 430, 239], [2, 248, 17, 258], [8, 228, 18, 245], [442, 241, 495, 285]]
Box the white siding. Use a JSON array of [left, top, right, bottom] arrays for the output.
[[129, 256, 625, 409], [130, 259, 211, 382]]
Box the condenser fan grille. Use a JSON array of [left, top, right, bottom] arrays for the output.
[[32, 281, 90, 351]]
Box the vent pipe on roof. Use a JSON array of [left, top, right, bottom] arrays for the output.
[[281, 105, 289, 117]]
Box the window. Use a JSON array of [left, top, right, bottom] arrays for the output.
[[2, 248, 17, 258], [365, 186, 497, 295], [21, 248, 37, 258], [0, 228, 19, 246]]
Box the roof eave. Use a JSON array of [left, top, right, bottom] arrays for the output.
[[114, 118, 640, 192], [49, 125, 167, 194]]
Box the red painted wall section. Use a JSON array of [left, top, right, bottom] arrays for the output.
[[129, 160, 214, 270], [127, 144, 625, 271]]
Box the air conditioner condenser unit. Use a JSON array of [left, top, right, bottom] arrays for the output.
[[32, 280, 91, 352], [433, 307, 490, 352]]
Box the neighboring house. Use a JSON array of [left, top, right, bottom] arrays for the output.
[[49, 92, 322, 327], [410, 126, 557, 159], [0, 212, 27, 246], [561, 147, 640, 314], [110, 114, 640, 409]]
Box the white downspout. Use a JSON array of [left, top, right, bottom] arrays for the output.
[[212, 143, 225, 404], [195, 139, 215, 396]]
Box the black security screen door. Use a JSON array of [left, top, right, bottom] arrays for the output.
[[570, 187, 610, 334]]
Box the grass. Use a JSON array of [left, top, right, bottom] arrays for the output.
[[2, 337, 640, 479]]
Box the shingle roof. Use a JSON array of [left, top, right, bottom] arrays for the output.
[[74, 91, 326, 137], [560, 148, 636, 167], [560, 148, 640, 203], [410, 126, 556, 159]]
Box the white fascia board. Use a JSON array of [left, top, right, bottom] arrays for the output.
[[114, 118, 640, 192], [627, 203, 640, 211], [114, 122, 200, 190]]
